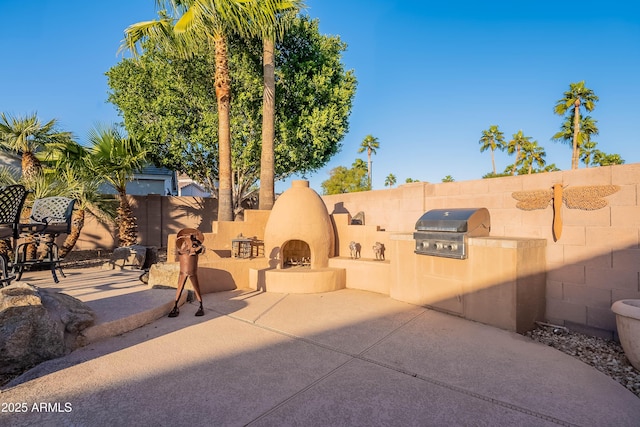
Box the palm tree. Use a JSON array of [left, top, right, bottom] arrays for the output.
[[0, 112, 73, 183], [87, 125, 148, 247], [478, 125, 506, 175], [592, 151, 625, 166], [552, 114, 599, 168], [507, 130, 531, 175], [358, 134, 380, 188], [580, 140, 598, 168], [42, 139, 115, 257], [520, 140, 546, 174], [257, 4, 305, 211], [123, 1, 289, 221], [384, 173, 396, 188], [554, 81, 599, 169]]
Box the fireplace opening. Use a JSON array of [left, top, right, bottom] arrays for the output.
[[282, 239, 310, 268]]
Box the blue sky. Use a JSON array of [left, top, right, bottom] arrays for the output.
[[1, 1, 639, 193]]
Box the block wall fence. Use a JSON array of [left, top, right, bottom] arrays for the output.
[[75, 163, 640, 337], [322, 163, 640, 337]]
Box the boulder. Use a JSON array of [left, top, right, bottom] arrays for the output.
[[0, 283, 95, 375], [147, 262, 180, 290]]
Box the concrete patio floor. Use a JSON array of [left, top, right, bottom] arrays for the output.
[[1, 266, 640, 426]]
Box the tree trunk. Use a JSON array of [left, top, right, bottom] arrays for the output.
[[21, 151, 42, 182], [491, 148, 496, 175], [571, 100, 581, 169], [511, 147, 520, 175], [59, 208, 84, 258], [118, 193, 138, 247], [259, 37, 276, 210], [213, 34, 233, 222], [367, 148, 372, 188]]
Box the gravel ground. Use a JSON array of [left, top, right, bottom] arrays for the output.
[[4, 250, 640, 400], [525, 324, 640, 399]]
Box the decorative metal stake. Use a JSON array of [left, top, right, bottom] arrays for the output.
[[169, 228, 205, 317]]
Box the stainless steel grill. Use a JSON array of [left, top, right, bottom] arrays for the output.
[[413, 208, 490, 259]]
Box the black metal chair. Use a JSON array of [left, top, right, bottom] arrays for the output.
[[14, 196, 75, 283], [0, 184, 28, 287]]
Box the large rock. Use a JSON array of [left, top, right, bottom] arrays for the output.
[[0, 283, 95, 375], [147, 262, 180, 289]]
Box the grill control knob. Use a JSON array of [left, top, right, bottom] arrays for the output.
[[435, 242, 444, 250]]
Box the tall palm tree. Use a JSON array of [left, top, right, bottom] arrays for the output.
[[358, 134, 379, 188], [478, 125, 506, 175], [384, 173, 396, 188], [256, 4, 305, 211], [554, 81, 598, 169], [87, 125, 148, 247], [0, 112, 73, 183], [123, 0, 288, 221], [552, 114, 599, 165], [507, 130, 531, 176]]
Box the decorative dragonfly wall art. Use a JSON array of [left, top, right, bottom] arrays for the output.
[[512, 183, 619, 241]]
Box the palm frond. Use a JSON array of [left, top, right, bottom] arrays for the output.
[[0, 166, 20, 185]]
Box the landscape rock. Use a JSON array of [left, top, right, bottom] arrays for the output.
[[0, 283, 95, 375], [147, 262, 180, 290]]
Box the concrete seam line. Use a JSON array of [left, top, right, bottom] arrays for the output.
[[214, 309, 578, 427], [244, 359, 357, 426]]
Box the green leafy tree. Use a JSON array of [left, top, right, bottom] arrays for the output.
[[554, 81, 599, 169], [405, 178, 420, 183], [357, 135, 379, 188], [122, 1, 290, 221], [442, 175, 455, 182], [478, 125, 506, 175], [321, 159, 369, 194], [109, 14, 355, 217], [87, 125, 148, 247], [384, 173, 396, 188]]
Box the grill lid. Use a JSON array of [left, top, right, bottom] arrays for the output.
[[415, 208, 490, 235]]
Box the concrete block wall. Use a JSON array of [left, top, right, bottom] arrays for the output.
[[73, 195, 217, 251], [323, 163, 640, 337], [72, 163, 639, 337]]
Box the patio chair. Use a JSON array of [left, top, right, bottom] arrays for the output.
[[0, 184, 27, 287], [14, 196, 76, 283]]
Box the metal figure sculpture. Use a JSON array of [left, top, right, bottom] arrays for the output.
[[349, 241, 361, 259], [373, 242, 385, 260], [168, 228, 205, 317]]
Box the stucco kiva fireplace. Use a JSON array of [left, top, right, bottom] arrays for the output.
[[249, 180, 346, 293]]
